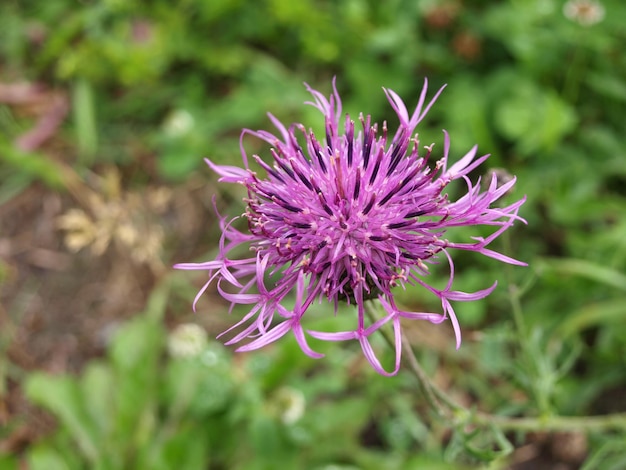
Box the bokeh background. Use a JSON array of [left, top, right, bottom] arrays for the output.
[[1, 0, 625, 468]]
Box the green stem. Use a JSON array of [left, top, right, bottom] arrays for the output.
[[400, 332, 470, 416], [502, 230, 527, 340], [502, 231, 551, 414], [476, 412, 626, 433], [400, 332, 450, 417], [364, 302, 448, 417], [369, 299, 626, 434], [562, 33, 588, 105]]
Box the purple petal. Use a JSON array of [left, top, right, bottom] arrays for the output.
[[292, 321, 324, 359], [204, 158, 249, 183], [236, 321, 292, 352], [358, 330, 401, 377], [442, 298, 462, 349], [444, 282, 498, 301]]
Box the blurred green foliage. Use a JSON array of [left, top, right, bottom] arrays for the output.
[[15, 284, 468, 470], [1, 0, 626, 467]]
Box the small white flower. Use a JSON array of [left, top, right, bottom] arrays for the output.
[[563, 0, 605, 26], [168, 323, 208, 358], [164, 109, 195, 137], [273, 387, 306, 425]]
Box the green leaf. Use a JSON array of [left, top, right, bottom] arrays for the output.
[[557, 299, 626, 337], [0, 454, 18, 470], [538, 258, 626, 292], [586, 73, 626, 103], [445, 421, 513, 463], [26, 445, 73, 470], [0, 170, 31, 206], [109, 316, 163, 372], [582, 436, 626, 470], [439, 76, 496, 158], [81, 363, 114, 440], [136, 424, 209, 470], [73, 78, 98, 164], [493, 80, 577, 155], [249, 414, 284, 460], [25, 373, 101, 464], [0, 140, 67, 190], [163, 356, 234, 418], [108, 316, 163, 449]]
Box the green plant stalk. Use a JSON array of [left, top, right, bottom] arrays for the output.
[[562, 29, 591, 105], [476, 412, 626, 433], [371, 299, 626, 432], [502, 231, 556, 415], [365, 301, 459, 418], [73, 78, 98, 165]]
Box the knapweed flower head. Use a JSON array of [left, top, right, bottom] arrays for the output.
[[176, 79, 526, 376]]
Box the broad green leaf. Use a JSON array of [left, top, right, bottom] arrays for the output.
[[73, 78, 98, 164], [494, 83, 577, 156], [249, 414, 283, 460], [0, 454, 18, 470], [108, 317, 163, 448], [25, 373, 100, 464], [109, 316, 163, 371], [557, 299, 626, 337], [0, 141, 67, 190], [26, 445, 73, 470], [81, 363, 114, 440], [136, 425, 209, 470], [538, 258, 626, 292], [586, 73, 626, 103]]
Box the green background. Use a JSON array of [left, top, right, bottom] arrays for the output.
[[1, 0, 625, 468]]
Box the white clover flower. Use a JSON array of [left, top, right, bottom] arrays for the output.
[[167, 323, 208, 358], [563, 0, 605, 26], [273, 387, 306, 425], [164, 109, 195, 137]]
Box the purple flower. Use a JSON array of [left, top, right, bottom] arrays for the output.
[[175, 79, 526, 376]]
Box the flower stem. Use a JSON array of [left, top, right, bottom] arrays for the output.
[[400, 322, 626, 432], [369, 301, 626, 434], [400, 332, 450, 417], [475, 412, 626, 433], [562, 31, 589, 105], [364, 301, 448, 417]]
